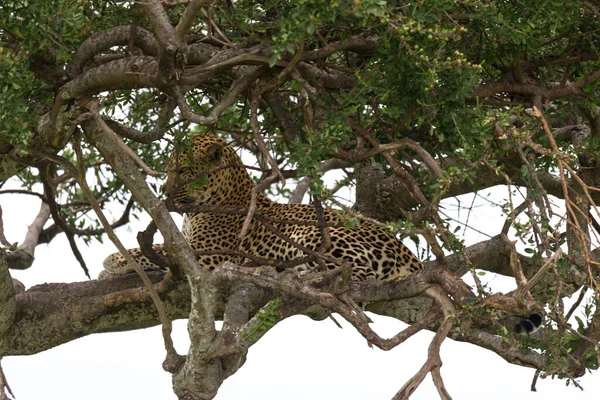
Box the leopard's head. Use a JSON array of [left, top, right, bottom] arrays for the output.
[[162, 135, 252, 207]]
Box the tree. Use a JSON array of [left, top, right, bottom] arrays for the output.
[[1, 0, 599, 399]]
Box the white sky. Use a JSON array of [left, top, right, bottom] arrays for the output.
[[2, 175, 599, 400]]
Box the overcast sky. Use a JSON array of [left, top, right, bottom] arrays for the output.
[[3, 177, 599, 400]]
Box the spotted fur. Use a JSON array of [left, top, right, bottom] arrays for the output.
[[102, 135, 423, 281]]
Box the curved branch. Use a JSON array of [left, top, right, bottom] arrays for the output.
[[65, 56, 161, 98], [176, 66, 263, 126], [67, 26, 158, 77], [105, 97, 175, 144], [393, 285, 455, 400]]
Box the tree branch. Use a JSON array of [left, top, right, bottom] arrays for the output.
[[0, 256, 16, 337], [5, 202, 50, 270], [174, 0, 209, 43], [67, 26, 158, 77]]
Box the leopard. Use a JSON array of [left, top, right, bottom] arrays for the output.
[[101, 134, 424, 282], [101, 135, 543, 334]]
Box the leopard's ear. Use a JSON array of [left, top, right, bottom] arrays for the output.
[[206, 143, 223, 164]]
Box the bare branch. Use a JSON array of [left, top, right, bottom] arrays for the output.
[[5, 202, 50, 270], [336, 134, 443, 179], [67, 26, 157, 77], [65, 56, 161, 98], [82, 106, 225, 397], [175, 0, 209, 43], [237, 88, 286, 240], [71, 135, 182, 371]]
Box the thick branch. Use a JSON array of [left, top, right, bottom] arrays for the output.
[[0, 266, 555, 377], [65, 56, 162, 98], [0, 256, 15, 337], [0, 272, 189, 356], [82, 106, 220, 399], [470, 70, 600, 103], [67, 26, 158, 77], [303, 35, 379, 61]]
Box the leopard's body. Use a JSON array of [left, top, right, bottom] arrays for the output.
[[102, 135, 423, 281]]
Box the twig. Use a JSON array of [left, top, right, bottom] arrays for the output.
[[531, 369, 540, 392], [337, 133, 443, 179], [501, 200, 529, 235], [200, 7, 233, 46], [519, 249, 562, 295], [261, 42, 305, 93], [182, 48, 263, 77], [564, 286, 588, 322], [250, 86, 285, 185], [0, 189, 46, 202], [237, 173, 277, 241]]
